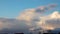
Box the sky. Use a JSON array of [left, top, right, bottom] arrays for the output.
[[0, 0, 60, 33], [0, 0, 60, 18]]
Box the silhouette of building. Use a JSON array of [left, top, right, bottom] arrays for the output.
[[43, 30, 56, 34], [38, 32, 41, 34], [58, 32, 60, 34], [43, 33, 56, 34], [0, 33, 8, 34], [15, 33, 24, 34]]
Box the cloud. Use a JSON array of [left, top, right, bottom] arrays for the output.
[[48, 4, 57, 8], [0, 18, 30, 33], [17, 9, 35, 21], [16, 4, 57, 31], [35, 4, 57, 13], [37, 11, 60, 30]]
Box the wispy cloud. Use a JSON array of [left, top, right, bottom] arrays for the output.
[[35, 4, 57, 13]]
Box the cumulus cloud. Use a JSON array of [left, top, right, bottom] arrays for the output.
[[37, 11, 60, 30], [16, 4, 57, 31], [17, 9, 35, 21]]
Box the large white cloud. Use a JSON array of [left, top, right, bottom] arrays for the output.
[[37, 11, 60, 30]]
